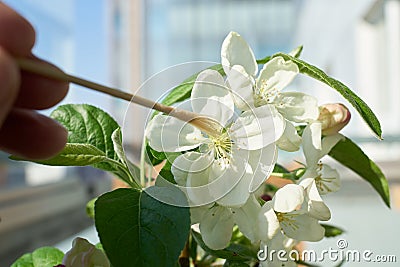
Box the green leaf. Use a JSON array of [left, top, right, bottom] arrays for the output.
[[86, 197, 97, 219], [272, 163, 290, 174], [157, 160, 177, 185], [145, 145, 164, 165], [111, 128, 140, 186], [155, 153, 181, 186], [256, 56, 272, 65], [95, 187, 190, 267], [11, 254, 33, 267], [289, 45, 303, 58], [273, 53, 382, 139], [11, 247, 64, 267], [329, 137, 390, 207], [12, 104, 138, 187], [11, 143, 108, 166], [32, 247, 64, 267], [191, 230, 257, 262], [51, 104, 120, 169], [271, 164, 305, 181], [189, 235, 198, 264], [111, 128, 127, 164], [321, 224, 345, 237]]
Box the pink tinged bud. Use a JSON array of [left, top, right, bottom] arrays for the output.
[[318, 103, 351, 135]]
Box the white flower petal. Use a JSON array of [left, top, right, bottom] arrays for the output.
[[302, 122, 322, 168], [191, 69, 234, 125], [246, 144, 277, 192], [199, 206, 234, 250], [318, 164, 341, 195], [230, 105, 285, 150], [226, 65, 256, 111], [171, 152, 211, 186], [189, 206, 209, 224], [273, 184, 305, 213], [232, 194, 261, 243], [257, 56, 299, 93], [259, 233, 297, 267], [276, 120, 302, 152], [321, 133, 345, 156], [305, 179, 331, 221], [146, 114, 204, 152], [281, 213, 325, 242], [275, 92, 319, 123], [210, 153, 252, 207], [185, 154, 214, 206], [258, 201, 280, 241], [221, 31, 257, 77], [299, 176, 315, 189]]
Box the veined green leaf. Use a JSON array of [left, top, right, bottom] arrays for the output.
[[272, 53, 382, 139], [111, 128, 140, 186], [191, 230, 257, 262], [51, 104, 120, 169], [95, 187, 190, 267], [329, 137, 390, 207], [12, 104, 139, 187], [11, 143, 108, 166], [11, 247, 64, 267]]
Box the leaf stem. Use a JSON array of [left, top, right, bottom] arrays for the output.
[[16, 58, 221, 137]]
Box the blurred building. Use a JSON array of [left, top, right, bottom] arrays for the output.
[[0, 1, 112, 265]]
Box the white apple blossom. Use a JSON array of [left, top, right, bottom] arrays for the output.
[[299, 122, 344, 220], [146, 69, 283, 249], [147, 69, 283, 206], [259, 231, 298, 267], [257, 184, 325, 242], [221, 31, 320, 151]]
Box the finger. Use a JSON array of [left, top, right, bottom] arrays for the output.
[[14, 58, 69, 110], [0, 108, 68, 160], [0, 47, 20, 127], [0, 2, 36, 56]]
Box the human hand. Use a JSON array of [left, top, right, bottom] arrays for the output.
[[0, 2, 69, 160]]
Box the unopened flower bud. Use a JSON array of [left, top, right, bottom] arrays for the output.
[[318, 103, 351, 135], [62, 238, 110, 267]]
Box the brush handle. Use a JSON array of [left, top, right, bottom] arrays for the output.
[[15, 58, 220, 136]]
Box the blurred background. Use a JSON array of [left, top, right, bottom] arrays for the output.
[[0, 0, 399, 266]]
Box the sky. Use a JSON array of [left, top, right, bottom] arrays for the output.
[[3, 0, 114, 113]]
